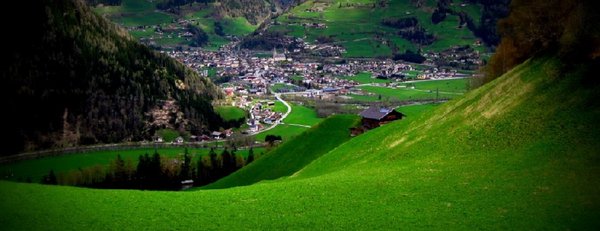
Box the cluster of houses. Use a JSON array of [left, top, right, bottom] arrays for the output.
[[302, 22, 327, 29], [323, 60, 414, 79], [156, 32, 477, 113], [423, 45, 483, 70], [415, 68, 470, 80], [248, 101, 282, 132], [152, 128, 235, 144]]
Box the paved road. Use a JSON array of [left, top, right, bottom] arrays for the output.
[[249, 93, 292, 136]]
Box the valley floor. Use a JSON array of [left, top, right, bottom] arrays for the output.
[[1, 57, 599, 229]]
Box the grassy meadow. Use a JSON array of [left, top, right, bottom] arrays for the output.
[[93, 0, 257, 48], [282, 104, 323, 126], [0, 147, 265, 183], [215, 106, 247, 121], [350, 78, 468, 101], [0, 57, 599, 229], [273, 0, 483, 57]]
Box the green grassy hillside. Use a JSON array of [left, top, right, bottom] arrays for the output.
[[1, 57, 599, 229], [271, 0, 489, 57], [92, 0, 254, 49], [205, 114, 359, 189]]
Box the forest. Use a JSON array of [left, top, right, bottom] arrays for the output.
[[0, 0, 224, 155], [481, 0, 600, 85]]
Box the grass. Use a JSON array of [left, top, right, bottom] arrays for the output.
[[271, 101, 288, 113], [403, 78, 470, 93], [94, 0, 174, 26], [254, 102, 322, 142], [355, 85, 460, 101], [215, 106, 247, 121], [93, 0, 258, 48], [350, 78, 469, 102], [204, 114, 360, 189], [1, 48, 599, 230], [270, 83, 297, 92], [282, 104, 323, 126], [222, 17, 258, 36], [254, 124, 308, 143], [338, 72, 392, 84], [273, 0, 483, 57], [395, 103, 440, 118], [0, 147, 264, 183]]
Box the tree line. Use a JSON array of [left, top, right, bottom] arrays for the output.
[[41, 148, 260, 190], [479, 0, 600, 86]]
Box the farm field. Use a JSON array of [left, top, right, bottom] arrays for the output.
[[93, 0, 257, 48], [272, 0, 484, 57], [402, 78, 469, 93], [0, 147, 265, 183], [282, 104, 323, 126], [351, 78, 468, 101], [337, 72, 392, 84], [1, 57, 599, 229]]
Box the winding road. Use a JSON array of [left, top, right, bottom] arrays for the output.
[[249, 93, 293, 136]]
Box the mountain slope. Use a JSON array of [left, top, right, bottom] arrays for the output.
[[1, 56, 599, 229], [0, 0, 222, 154], [264, 0, 509, 57], [91, 0, 300, 49], [202, 114, 359, 189]]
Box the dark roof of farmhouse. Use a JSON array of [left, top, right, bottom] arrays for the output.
[[359, 106, 397, 120]]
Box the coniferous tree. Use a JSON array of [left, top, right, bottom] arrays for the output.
[[247, 147, 255, 164], [221, 148, 233, 175], [42, 169, 58, 185], [209, 148, 218, 172], [180, 148, 192, 180], [234, 153, 245, 169], [196, 155, 212, 185]]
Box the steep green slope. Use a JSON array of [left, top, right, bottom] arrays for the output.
[[1, 57, 599, 229], [268, 0, 508, 57], [0, 0, 222, 154], [203, 114, 359, 189], [92, 0, 297, 49]]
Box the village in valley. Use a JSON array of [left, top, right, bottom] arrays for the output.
[[147, 35, 479, 143]]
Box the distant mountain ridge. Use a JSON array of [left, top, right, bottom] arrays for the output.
[[0, 0, 223, 154]]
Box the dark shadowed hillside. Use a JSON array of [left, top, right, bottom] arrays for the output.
[[0, 0, 223, 154]]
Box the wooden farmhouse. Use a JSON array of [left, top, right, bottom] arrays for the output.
[[351, 106, 405, 136]]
